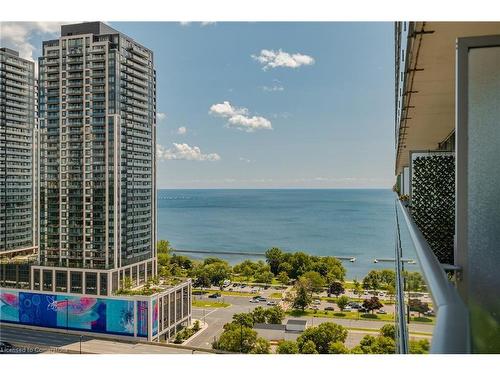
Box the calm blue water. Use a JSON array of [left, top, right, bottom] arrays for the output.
[[157, 189, 397, 279]]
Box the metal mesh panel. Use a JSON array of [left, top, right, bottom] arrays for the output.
[[411, 154, 455, 264]]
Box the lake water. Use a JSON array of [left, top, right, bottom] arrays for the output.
[[157, 189, 399, 279]]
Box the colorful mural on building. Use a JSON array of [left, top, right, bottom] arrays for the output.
[[0, 290, 135, 336], [152, 298, 158, 336], [136, 300, 148, 337]]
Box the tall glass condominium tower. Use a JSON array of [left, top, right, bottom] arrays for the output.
[[0, 48, 37, 255], [37, 23, 157, 295]]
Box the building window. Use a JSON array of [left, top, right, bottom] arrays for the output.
[[183, 286, 189, 318], [139, 264, 145, 284], [176, 290, 182, 321], [43, 270, 53, 291], [112, 271, 118, 292], [85, 273, 97, 295], [33, 269, 40, 290], [70, 271, 83, 294], [132, 265, 137, 285], [100, 273, 108, 295], [55, 271, 68, 292], [18, 265, 30, 290], [169, 294, 175, 326], [147, 261, 153, 280]]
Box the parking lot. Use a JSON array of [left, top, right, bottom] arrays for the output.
[[189, 287, 434, 350]]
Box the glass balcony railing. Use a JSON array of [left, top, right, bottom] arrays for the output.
[[394, 197, 470, 353]]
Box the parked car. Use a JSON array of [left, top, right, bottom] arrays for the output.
[[324, 306, 335, 311], [208, 293, 221, 298], [377, 309, 387, 314], [312, 299, 321, 305], [252, 295, 262, 300], [424, 310, 435, 317], [267, 301, 277, 306], [249, 299, 259, 303], [343, 306, 353, 312], [257, 297, 267, 302], [349, 302, 362, 309], [0, 342, 14, 353], [358, 307, 370, 313], [240, 284, 247, 288]]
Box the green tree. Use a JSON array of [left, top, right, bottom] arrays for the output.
[[213, 326, 257, 353], [231, 312, 254, 328], [250, 337, 271, 354], [205, 261, 232, 288], [276, 340, 299, 354], [292, 277, 313, 310], [278, 262, 293, 276], [409, 299, 430, 317], [277, 271, 290, 285], [380, 269, 396, 288], [300, 340, 318, 354], [297, 322, 348, 354], [289, 252, 312, 279], [315, 256, 345, 281], [193, 266, 211, 288], [328, 281, 345, 297], [362, 270, 381, 291], [352, 279, 363, 297], [353, 335, 395, 354], [193, 320, 201, 331], [265, 247, 284, 275], [252, 306, 267, 324], [336, 295, 350, 311], [362, 296, 383, 314], [328, 342, 349, 354], [265, 306, 285, 324], [157, 240, 172, 254], [302, 271, 325, 293], [254, 270, 274, 284], [122, 277, 133, 290], [380, 324, 396, 340], [409, 339, 430, 354], [405, 271, 426, 292]]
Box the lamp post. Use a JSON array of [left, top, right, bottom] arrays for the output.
[[79, 335, 82, 354]]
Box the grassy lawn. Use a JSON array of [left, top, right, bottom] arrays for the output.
[[287, 309, 435, 324], [192, 300, 230, 308], [269, 292, 283, 299], [193, 288, 258, 297]]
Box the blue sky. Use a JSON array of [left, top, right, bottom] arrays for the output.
[[1, 22, 395, 188]]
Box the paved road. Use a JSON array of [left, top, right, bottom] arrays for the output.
[[189, 293, 434, 349], [0, 325, 205, 354]]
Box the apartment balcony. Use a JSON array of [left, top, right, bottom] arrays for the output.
[[394, 197, 469, 353]]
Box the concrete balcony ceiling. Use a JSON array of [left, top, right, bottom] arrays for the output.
[[396, 22, 500, 174]]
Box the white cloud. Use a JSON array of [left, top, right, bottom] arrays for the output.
[[201, 22, 216, 26], [262, 84, 285, 92], [209, 101, 272, 132], [239, 157, 252, 163], [227, 114, 272, 132], [209, 101, 248, 117], [157, 112, 167, 121], [251, 49, 315, 70], [176, 126, 187, 135], [157, 143, 220, 161], [0, 22, 64, 63]]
